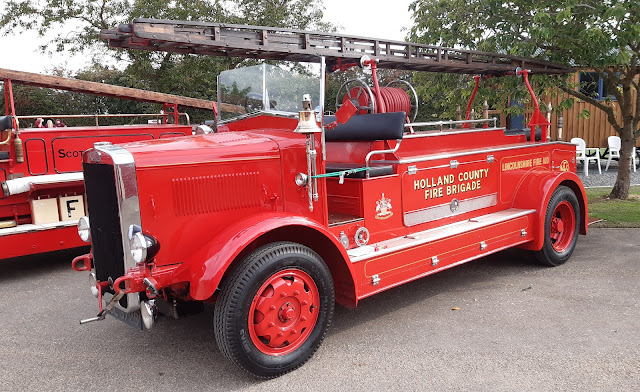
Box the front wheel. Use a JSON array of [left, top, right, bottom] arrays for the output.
[[214, 242, 335, 378], [535, 185, 580, 267]]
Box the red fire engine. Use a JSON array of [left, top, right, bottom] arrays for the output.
[[0, 68, 217, 260], [73, 19, 586, 378]]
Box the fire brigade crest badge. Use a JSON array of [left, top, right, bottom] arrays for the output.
[[375, 193, 393, 219], [559, 160, 570, 172]]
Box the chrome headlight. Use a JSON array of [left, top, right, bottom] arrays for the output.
[[77, 216, 91, 242], [128, 225, 160, 264], [130, 232, 148, 264]]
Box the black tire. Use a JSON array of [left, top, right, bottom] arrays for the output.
[[535, 185, 580, 267], [214, 242, 335, 379]]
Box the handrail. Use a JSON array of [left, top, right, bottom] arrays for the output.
[[16, 112, 191, 126], [365, 139, 402, 178], [406, 118, 497, 132]]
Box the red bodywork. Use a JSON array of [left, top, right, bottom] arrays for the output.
[[86, 112, 587, 310], [74, 19, 586, 377], [0, 74, 200, 260], [0, 124, 191, 259]]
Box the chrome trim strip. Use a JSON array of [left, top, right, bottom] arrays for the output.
[[91, 143, 142, 312], [403, 127, 503, 139], [374, 142, 575, 165], [320, 56, 326, 161], [2, 172, 84, 196], [405, 118, 497, 132], [347, 208, 535, 263], [0, 219, 79, 237], [403, 193, 498, 226]]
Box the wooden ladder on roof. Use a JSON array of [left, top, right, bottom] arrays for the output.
[[101, 18, 572, 76]]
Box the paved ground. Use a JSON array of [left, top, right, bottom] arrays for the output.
[[1, 229, 638, 391], [576, 162, 640, 188]]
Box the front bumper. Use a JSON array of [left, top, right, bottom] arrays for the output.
[[72, 252, 180, 329]]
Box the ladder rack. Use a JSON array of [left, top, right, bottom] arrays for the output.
[[102, 18, 572, 75]]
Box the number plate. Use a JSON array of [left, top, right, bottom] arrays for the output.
[[109, 306, 144, 330]]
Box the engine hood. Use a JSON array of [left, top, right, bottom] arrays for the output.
[[121, 132, 281, 168]]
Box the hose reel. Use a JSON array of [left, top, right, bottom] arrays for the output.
[[336, 79, 418, 121]]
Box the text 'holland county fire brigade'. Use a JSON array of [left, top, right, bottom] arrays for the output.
[[414, 168, 490, 200]]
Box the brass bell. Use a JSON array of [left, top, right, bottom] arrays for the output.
[[294, 94, 321, 134]]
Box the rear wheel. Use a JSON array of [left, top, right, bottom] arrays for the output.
[[214, 242, 334, 378], [535, 186, 580, 266]]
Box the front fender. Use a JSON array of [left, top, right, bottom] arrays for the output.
[[173, 213, 354, 301], [513, 170, 588, 251]]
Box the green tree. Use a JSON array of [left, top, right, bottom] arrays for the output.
[[1, 0, 332, 122], [409, 0, 640, 199]]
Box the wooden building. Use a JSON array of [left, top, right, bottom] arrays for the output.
[[488, 72, 638, 149]]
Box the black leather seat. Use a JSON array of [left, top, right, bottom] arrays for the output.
[[325, 112, 405, 141], [324, 112, 404, 178], [504, 127, 542, 141], [0, 115, 13, 131]]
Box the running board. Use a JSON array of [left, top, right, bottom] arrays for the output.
[[348, 208, 536, 263], [0, 219, 79, 237]]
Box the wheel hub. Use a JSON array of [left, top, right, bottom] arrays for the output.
[[549, 200, 576, 252], [552, 217, 564, 233], [279, 303, 297, 322], [249, 269, 320, 355]]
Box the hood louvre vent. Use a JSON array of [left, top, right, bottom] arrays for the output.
[[172, 172, 262, 216]]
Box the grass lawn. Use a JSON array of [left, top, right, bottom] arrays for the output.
[[585, 186, 640, 228]]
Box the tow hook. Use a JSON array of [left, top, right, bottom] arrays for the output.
[[79, 275, 129, 325], [79, 290, 125, 325], [71, 254, 92, 272]]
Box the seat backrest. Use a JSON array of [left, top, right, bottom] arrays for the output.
[[608, 136, 621, 150], [325, 112, 406, 142], [570, 137, 586, 153], [0, 115, 13, 132], [503, 127, 541, 141]]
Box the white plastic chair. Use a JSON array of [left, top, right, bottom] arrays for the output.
[[571, 137, 601, 176], [605, 136, 637, 172]]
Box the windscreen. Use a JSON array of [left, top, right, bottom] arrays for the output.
[[217, 62, 322, 123]]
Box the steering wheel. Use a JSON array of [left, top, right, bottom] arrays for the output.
[[243, 92, 278, 113]]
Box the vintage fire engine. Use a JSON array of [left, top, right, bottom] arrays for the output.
[[73, 19, 586, 378], [0, 68, 217, 260]]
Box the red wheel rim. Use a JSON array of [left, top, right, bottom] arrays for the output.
[[248, 269, 320, 356], [549, 200, 576, 252]]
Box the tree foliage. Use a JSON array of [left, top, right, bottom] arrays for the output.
[[0, 0, 332, 123], [409, 0, 640, 198]]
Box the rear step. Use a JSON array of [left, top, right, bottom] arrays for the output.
[[348, 208, 536, 262]]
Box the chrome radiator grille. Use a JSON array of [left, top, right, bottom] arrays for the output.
[[83, 162, 126, 294]]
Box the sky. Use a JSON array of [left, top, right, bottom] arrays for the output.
[[0, 0, 415, 74]]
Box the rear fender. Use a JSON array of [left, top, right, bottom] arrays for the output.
[[513, 170, 588, 251], [174, 213, 357, 306]]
